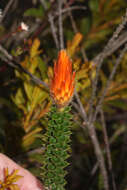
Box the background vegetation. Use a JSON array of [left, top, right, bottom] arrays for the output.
[[0, 0, 127, 190]]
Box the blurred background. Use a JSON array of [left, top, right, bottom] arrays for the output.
[[0, 0, 127, 190]]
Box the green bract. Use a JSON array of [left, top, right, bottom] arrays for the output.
[[42, 106, 72, 190]]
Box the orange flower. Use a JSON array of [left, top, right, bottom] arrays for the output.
[[50, 49, 75, 107]]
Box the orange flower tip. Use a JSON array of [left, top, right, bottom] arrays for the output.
[[50, 50, 75, 107]]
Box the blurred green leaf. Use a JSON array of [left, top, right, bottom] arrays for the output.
[[89, 0, 99, 12], [38, 57, 47, 80], [24, 5, 44, 18], [80, 17, 91, 35], [106, 99, 127, 111]]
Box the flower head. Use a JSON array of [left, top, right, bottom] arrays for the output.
[[20, 22, 29, 31], [50, 49, 75, 107]]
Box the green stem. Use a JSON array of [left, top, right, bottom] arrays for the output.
[[42, 106, 72, 190]]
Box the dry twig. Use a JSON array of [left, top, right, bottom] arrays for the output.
[[58, 0, 64, 49], [100, 109, 117, 190], [0, 0, 14, 23], [0, 45, 48, 89], [48, 12, 59, 49], [94, 43, 127, 122]]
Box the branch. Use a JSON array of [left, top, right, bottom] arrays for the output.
[[54, 5, 86, 18], [86, 123, 109, 190], [74, 90, 87, 122], [0, 0, 14, 23], [48, 12, 59, 49], [0, 45, 48, 89], [93, 31, 127, 65], [89, 10, 127, 122], [74, 90, 109, 190], [58, 0, 64, 49], [100, 109, 117, 190], [94, 43, 127, 122], [39, 0, 48, 10], [66, 1, 88, 62], [103, 9, 127, 53]]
